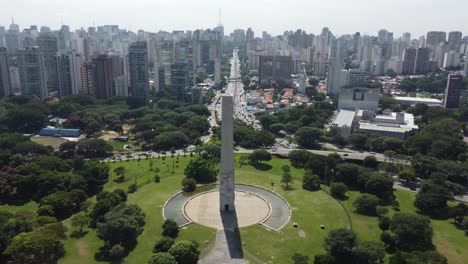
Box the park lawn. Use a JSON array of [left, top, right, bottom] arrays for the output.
[[107, 140, 139, 152], [61, 155, 217, 264], [234, 155, 350, 263], [30, 136, 65, 149]]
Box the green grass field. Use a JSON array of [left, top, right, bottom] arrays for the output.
[[2, 154, 466, 264]]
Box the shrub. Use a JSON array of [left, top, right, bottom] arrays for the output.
[[181, 178, 197, 192], [148, 252, 177, 264], [153, 237, 175, 253], [128, 184, 138, 193], [168, 240, 199, 264], [162, 219, 179, 238], [109, 244, 126, 259]]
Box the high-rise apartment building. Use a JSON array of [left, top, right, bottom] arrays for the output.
[[170, 61, 194, 101], [92, 54, 114, 99], [128, 41, 149, 101], [37, 33, 59, 93], [17, 47, 48, 98], [444, 74, 463, 108], [57, 51, 82, 98], [0, 47, 12, 97]]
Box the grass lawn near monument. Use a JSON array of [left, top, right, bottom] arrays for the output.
[[4, 154, 465, 264], [60, 155, 217, 264]]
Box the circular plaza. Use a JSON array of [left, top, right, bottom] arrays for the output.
[[163, 184, 291, 231]]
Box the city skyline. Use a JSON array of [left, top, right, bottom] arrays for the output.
[[1, 0, 467, 37]]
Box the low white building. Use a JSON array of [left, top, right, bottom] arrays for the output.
[[393, 96, 443, 107]]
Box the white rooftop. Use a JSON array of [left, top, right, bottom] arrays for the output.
[[332, 110, 356, 127]]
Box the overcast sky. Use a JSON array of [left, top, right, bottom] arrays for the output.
[[1, 0, 466, 37]]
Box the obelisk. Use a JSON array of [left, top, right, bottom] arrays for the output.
[[220, 95, 235, 212]]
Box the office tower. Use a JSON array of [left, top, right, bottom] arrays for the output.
[[414, 48, 430, 74], [426, 31, 447, 46], [259, 55, 292, 87], [231, 29, 246, 43], [57, 51, 82, 98], [327, 62, 344, 95], [37, 33, 59, 93], [17, 47, 48, 98], [402, 32, 411, 45], [443, 51, 460, 68], [402, 48, 417, 75], [444, 74, 463, 108], [128, 41, 149, 101], [4, 30, 19, 56], [448, 31, 462, 51], [170, 61, 193, 101], [92, 54, 114, 99], [246, 28, 254, 42], [58, 25, 71, 51], [0, 47, 12, 97]]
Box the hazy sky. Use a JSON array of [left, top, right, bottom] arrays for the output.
[[1, 0, 466, 37]]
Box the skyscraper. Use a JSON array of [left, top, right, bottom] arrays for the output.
[[402, 32, 411, 45], [92, 54, 114, 99], [259, 55, 292, 87], [17, 47, 48, 98], [128, 41, 149, 101], [464, 60, 468, 78], [4, 30, 19, 56], [402, 48, 416, 75], [414, 48, 430, 74], [444, 74, 463, 108], [37, 33, 59, 93], [0, 47, 12, 97], [170, 61, 193, 101], [426, 31, 447, 46], [57, 51, 83, 98], [447, 31, 462, 51]]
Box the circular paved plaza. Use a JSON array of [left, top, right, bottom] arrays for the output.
[[184, 190, 270, 229], [163, 184, 291, 231]]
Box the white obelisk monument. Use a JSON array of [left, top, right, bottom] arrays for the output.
[[220, 95, 235, 212]]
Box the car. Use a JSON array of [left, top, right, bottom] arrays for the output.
[[343, 154, 349, 157]]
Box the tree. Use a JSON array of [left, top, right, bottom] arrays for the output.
[[109, 244, 126, 259], [97, 204, 145, 250], [153, 237, 175, 253], [352, 240, 385, 264], [330, 182, 347, 199], [302, 171, 321, 191], [76, 139, 113, 158], [295, 127, 321, 149], [39, 190, 87, 220], [363, 155, 378, 169], [5, 104, 48, 133], [292, 253, 309, 264], [364, 173, 394, 201], [324, 228, 357, 258], [182, 178, 197, 192], [398, 168, 416, 182], [168, 240, 200, 264], [114, 166, 126, 182], [162, 219, 179, 238], [281, 166, 293, 189], [335, 163, 364, 187], [414, 183, 449, 216], [349, 132, 369, 150], [4, 229, 65, 264], [148, 252, 177, 264], [390, 213, 433, 251], [289, 150, 313, 168], [354, 194, 381, 216], [184, 157, 217, 183], [71, 214, 91, 234], [248, 150, 272, 164]]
